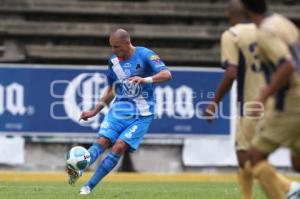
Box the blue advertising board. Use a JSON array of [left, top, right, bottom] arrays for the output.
[[0, 64, 230, 136]]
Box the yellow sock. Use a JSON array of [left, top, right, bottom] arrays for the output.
[[252, 161, 285, 199], [276, 173, 291, 193], [237, 167, 253, 199]]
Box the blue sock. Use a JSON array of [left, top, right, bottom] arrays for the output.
[[88, 143, 105, 166], [86, 152, 121, 189]]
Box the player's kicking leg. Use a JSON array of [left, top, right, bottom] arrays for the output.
[[236, 151, 253, 199], [79, 139, 125, 195], [66, 138, 110, 186], [78, 115, 153, 195]]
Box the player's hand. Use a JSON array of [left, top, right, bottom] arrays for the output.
[[204, 103, 217, 123], [247, 87, 267, 118], [79, 110, 97, 122], [128, 76, 145, 84], [247, 101, 264, 118]]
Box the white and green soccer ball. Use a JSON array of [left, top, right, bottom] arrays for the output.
[[66, 146, 91, 170]]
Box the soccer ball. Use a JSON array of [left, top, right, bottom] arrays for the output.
[[66, 146, 91, 170]]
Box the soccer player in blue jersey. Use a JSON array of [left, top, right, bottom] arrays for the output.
[[66, 28, 172, 195]]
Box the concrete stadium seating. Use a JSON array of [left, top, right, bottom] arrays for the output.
[[25, 44, 218, 64], [0, 0, 299, 66]]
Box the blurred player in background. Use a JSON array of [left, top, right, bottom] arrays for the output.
[[240, 0, 300, 198], [205, 0, 300, 198], [66, 28, 172, 195]]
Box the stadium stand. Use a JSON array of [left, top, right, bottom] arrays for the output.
[[0, 0, 299, 66]]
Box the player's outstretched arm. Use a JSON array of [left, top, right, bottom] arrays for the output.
[[149, 69, 172, 83], [128, 69, 172, 84], [80, 86, 115, 121], [212, 64, 236, 105], [204, 64, 236, 122]]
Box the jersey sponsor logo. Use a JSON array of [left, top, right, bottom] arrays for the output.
[[150, 55, 164, 66], [120, 79, 142, 98]]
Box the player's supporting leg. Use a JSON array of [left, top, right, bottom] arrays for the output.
[[277, 173, 292, 193], [84, 151, 120, 189], [238, 168, 253, 199], [80, 139, 126, 194], [238, 149, 300, 199], [253, 161, 285, 199], [250, 148, 285, 199], [236, 151, 253, 199]]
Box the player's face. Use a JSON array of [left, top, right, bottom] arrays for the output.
[[109, 36, 130, 59]]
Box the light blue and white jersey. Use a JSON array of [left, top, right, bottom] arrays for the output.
[[106, 46, 167, 116]]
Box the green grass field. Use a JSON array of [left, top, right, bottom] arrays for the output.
[[0, 172, 270, 199], [0, 181, 266, 199]]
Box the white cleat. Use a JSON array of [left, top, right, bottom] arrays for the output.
[[79, 186, 92, 195], [287, 181, 300, 199]]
